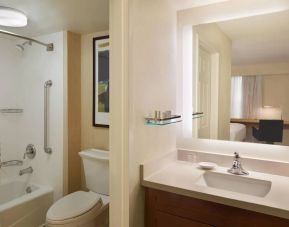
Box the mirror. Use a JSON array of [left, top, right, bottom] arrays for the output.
[[191, 11, 289, 145]]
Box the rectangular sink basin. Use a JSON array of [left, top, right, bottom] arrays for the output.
[[196, 171, 272, 197]]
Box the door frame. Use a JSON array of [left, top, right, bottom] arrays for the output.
[[193, 34, 219, 139], [109, 0, 129, 226]]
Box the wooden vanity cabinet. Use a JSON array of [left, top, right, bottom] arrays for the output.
[[145, 188, 289, 227]]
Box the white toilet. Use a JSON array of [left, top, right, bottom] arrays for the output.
[[46, 149, 109, 227]]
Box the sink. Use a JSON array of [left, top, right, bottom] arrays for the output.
[[196, 171, 272, 197]]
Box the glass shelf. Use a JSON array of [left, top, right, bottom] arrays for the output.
[[192, 115, 204, 119], [192, 112, 204, 119], [0, 109, 23, 113], [145, 115, 182, 126]]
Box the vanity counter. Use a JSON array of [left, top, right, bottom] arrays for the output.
[[141, 159, 289, 220]]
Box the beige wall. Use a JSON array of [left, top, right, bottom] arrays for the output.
[[66, 32, 82, 193], [263, 74, 289, 121], [194, 23, 232, 140], [81, 31, 109, 151], [263, 74, 289, 146], [128, 0, 177, 226], [232, 62, 289, 76]]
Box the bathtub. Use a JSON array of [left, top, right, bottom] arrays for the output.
[[0, 181, 53, 227]]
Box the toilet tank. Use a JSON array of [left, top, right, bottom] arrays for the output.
[[79, 149, 109, 195]]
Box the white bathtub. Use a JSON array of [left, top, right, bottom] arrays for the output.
[[0, 181, 53, 227]]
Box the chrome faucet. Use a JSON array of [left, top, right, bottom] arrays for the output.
[[228, 152, 248, 175], [19, 166, 33, 176]]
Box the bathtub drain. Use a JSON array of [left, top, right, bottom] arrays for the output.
[[26, 186, 32, 194]]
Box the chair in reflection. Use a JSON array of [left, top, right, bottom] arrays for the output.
[[252, 120, 284, 144]]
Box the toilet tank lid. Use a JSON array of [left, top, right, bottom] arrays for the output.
[[79, 149, 109, 161]]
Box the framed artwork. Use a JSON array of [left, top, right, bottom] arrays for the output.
[[93, 35, 109, 127]]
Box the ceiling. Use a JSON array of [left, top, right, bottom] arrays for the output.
[[0, 0, 229, 37], [217, 10, 289, 65], [0, 0, 109, 37], [175, 0, 229, 10]]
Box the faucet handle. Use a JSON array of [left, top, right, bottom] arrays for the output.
[[24, 144, 36, 159]]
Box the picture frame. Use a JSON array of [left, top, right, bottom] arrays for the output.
[[93, 35, 110, 127]]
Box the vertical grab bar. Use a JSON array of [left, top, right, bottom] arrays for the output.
[[44, 80, 53, 154]]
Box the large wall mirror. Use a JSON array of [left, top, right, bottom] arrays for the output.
[[191, 10, 289, 146]]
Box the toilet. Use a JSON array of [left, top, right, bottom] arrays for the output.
[[46, 149, 109, 227]]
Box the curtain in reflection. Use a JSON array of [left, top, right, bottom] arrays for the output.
[[231, 76, 263, 119], [242, 76, 262, 118], [231, 76, 243, 118]]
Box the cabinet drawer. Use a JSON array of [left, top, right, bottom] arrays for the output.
[[149, 188, 226, 226], [156, 211, 213, 227], [145, 188, 289, 227]]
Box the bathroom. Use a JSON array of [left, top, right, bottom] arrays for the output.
[[0, 0, 109, 226], [1, 0, 289, 227], [127, 0, 289, 226]]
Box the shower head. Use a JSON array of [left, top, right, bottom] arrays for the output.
[[16, 44, 24, 51], [15, 40, 32, 51]]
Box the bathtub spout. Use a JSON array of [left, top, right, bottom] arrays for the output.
[[19, 166, 33, 176]]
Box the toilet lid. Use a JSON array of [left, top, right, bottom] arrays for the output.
[[47, 191, 102, 221]]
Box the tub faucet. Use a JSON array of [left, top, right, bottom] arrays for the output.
[[19, 166, 33, 176], [228, 152, 249, 175]]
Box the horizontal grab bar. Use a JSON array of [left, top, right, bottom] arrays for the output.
[[0, 160, 23, 168]]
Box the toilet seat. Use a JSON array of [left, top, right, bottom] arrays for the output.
[[46, 191, 104, 226]]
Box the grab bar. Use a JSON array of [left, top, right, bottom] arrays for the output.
[[0, 160, 23, 168], [44, 80, 53, 154]]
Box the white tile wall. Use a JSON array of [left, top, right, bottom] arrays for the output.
[[0, 32, 65, 200]]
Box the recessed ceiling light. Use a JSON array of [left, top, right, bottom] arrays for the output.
[[0, 6, 27, 27]]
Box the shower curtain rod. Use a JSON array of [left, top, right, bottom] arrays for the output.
[[0, 29, 54, 51]]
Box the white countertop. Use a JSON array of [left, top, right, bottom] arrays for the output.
[[141, 160, 289, 220]]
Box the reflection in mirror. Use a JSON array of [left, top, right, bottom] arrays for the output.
[[192, 10, 289, 146]]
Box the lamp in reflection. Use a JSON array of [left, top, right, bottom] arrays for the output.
[[259, 106, 282, 120]]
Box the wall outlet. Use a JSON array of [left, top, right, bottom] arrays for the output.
[[187, 153, 197, 163]]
